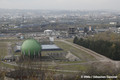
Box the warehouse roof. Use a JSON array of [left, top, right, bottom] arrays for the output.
[[41, 44, 62, 51]]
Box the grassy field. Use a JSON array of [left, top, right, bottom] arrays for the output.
[[0, 42, 15, 69], [0, 42, 8, 59], [65, 38, 74, 43], [55, 41, 96, 61], [49, 64, 88, 71], [0, 62, 15, 69]]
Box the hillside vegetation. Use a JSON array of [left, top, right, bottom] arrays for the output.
[[73, 32, 120, 60]]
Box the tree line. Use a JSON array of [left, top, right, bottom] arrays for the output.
[[73, 37, 120, 60]]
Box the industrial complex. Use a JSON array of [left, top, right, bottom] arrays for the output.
[[1, 9, 120, 80]]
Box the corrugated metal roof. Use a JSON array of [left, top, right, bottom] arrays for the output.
[[41, 44, 60, 50]]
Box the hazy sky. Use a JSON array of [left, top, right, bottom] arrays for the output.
[[0, 0, 119, 10]]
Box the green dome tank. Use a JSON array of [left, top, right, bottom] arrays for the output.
[[21, 39, 42, 56]]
